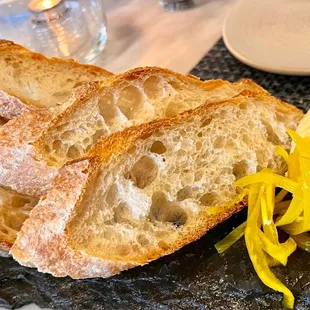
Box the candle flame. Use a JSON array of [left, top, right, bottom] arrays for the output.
[[42, 0, 54, 10]]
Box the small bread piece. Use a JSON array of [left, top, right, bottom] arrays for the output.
[[0, 117, 39, 255], [0, 40, 112, 118], [11, 94, 302, 278], [0, 67, 268, 196], [0, 187, 38, 256]]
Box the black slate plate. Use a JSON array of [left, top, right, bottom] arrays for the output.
[[1, 39, 310, 310]]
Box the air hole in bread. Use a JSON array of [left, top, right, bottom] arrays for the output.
[[177, 149, 187, 157], [143, 76, 162, 99], [242, 134, 251, 144], [233, 160, 255, 180], [194, 169, 204, 182], [66, 78, 74, 83], [168, 80, 183, 91], [129, 155, 159, 189], [13, 68, 21, 80], [0, 117, 9, 126], [177, 186, 194, 200], [262, 120, 281, 145], [73, 81, 84, 88], [52, 90, 70, 99], [12, 62, 20, 69], [106, 184, 119, 206], [196, 141, 203, 150], [114, 203, 132, 224], [127, 146, 136, 154], [137, 234, 149, 247], [150, 192, 187, 227], [239, 101, 248, 110], [0, 227, 9, 234], [150, 141, 166, 154], [199, 192, 220, 206], [52, 139, 62, 150], [213, 136, 225, 149], [47, 156, 58, 166], [197, 132, 203, 137], [117, 245, 131, 256], [165, 103, 181, 117], [117, 85, 144, 119], [98, 94, 117, 125], [67, 145, 80, 159], [226, 139, 236, 150], [200, 118, 212, 127], [83, 137, 91, 145], [60, 130, 76, 141], [11, 197, 30, 208]]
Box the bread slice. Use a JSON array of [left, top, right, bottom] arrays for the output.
[[0, 187, 38, 256], [0, 117, 38, 255], [0, 67, 268, 196], [0, 40, 112, 118], [11, 94, 302, 278]]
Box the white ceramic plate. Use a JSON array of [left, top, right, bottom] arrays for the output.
[[223, 0, 310, 75]]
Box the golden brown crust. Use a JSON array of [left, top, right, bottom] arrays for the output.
[[0, 40, 112, 79], [0, 40, 112, 115]]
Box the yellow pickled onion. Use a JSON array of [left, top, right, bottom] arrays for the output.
[[244, 183, 295, 309], [215, 221, 246, 254], [292, 233, 310, 252], [214, 126, 310, 309], [235, 172, 297, 193], [275, 189, 288, 203], [275, 145, 289, 163]]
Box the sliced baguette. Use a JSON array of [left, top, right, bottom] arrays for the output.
[[0, 67, 268, 196], [11, 94, 302, 278], [0, 118, 38, 254], [0, 187, 38, 256], [0, 40, 112, 118]]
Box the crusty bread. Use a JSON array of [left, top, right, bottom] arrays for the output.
[[0, 187, 37, 256], [0, 40, 112, 118], [0, 117, 38, 255], [0, 67, 269, 196], [11, 93, 302, 278]]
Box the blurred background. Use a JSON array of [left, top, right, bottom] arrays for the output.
[[0, 0, 236, 73]]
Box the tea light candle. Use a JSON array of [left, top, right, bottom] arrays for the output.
[[28, 0, 62, 13]]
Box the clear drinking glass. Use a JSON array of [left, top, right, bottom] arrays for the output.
[[0, 0, 108, 64]]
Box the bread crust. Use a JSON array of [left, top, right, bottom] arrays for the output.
[[0, 40, 112, 77], [0, 66, 275, 196], [11, 93, 303, 279], [0, 40, 112, 117], [88, 93, 303, 161], [0, 82, 100, 196]]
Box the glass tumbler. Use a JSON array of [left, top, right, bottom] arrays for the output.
[[0, 0, 108, 64], [159, 0, 207, 11]]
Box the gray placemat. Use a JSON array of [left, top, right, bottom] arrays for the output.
[[191, 39, 310, 113], [1, 40, 310, 310]]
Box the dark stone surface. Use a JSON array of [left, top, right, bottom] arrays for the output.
[[1, 39, 310, 310]]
